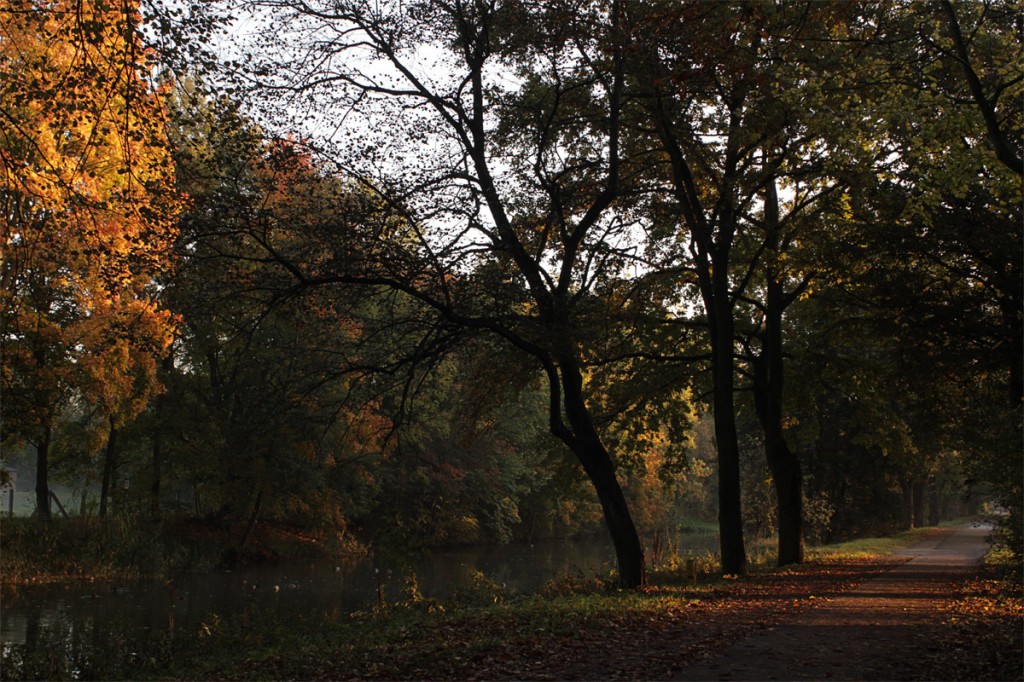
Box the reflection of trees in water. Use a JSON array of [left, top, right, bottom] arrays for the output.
[[1, 531, 720, 659]]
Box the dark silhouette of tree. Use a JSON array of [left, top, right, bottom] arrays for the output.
[[218, 0, 660, 586]]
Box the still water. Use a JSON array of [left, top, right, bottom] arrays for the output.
[[2, 533, 719, 651]]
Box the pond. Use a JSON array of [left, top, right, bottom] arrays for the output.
[[2, 531, 719, 658]]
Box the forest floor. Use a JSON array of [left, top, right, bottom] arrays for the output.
[[170, 523, 1021, 681]]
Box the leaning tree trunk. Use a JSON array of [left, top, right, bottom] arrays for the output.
[[574, 441, 646, 588], [557, 354, 646, 588]]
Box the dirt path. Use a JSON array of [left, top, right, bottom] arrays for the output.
[[674, 524, 994, 681]]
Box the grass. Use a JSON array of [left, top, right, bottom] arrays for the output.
[[0, 516, 224, 586], [157, 587, 709, 680], [0, 515, 357, 587], [804, 517, 987, 563], [805, 527, 937, 561], [8, 564, 1018, 681]]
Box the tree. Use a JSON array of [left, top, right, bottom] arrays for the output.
[[1, 0, 179, 519], [934, 0, 1022, 177], [213, 0, 666, 586], [620, 0, 765, 575], [161, 90, 400, 544], [624, 1, 863, 571], [854, 0, 1023, 552]]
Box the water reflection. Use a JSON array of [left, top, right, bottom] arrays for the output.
[[2, 533, 719, 650]]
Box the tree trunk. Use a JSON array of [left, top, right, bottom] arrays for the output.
[[99, 418, 118, 517], [239, 486, 264, 551], [1006, 298, 1023, 409], [34, 424, 52, 521], [151, 354, 172, 520], [900, 479, 914, 530], [765, 431, 803, 565], [557, 353, 646, 587], [575, 444, 646, 587], [711, 303, 747, 575], [649, 91, 747, 576], [912, 479, 926, 528], [928, 479, 941, 526], [752, 200, 804, 566], [151, 428, 162, 520]]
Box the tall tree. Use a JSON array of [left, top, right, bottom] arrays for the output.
[[624, 1, 855, 572], [165, 90, 427, 543], [624, 0, 767, 575], [222, 0, 656, 586], [865, 0, 1022, 550], [0, 0, 179, 519]]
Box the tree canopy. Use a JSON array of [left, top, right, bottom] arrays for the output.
[[1, 0, 179, 518], [1, 0, 1019, 580]]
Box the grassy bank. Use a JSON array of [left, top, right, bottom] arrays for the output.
[[1, 551, 903, 681], [0, 514, 966, 588], [5, 521, 1019, 681], [0, 516, 358, 587]]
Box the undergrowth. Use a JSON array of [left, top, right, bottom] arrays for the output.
[[0, 516, 355, 586]]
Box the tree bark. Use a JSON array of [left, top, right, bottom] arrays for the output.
[[151, 354, 174, 520], [710, 288, 747, 575], [663, 139, 747, 575], [574, 440, 646, 587], [928, 479, 941, 526], [646, 81, 747, 576], [938, 0, 1023, 177], [34, 424, 52, 521], [151, 428, 162, 520], [900, 479, 914, 530], [766, 435, 803, 565], [912, 479, 926, 528], [557, 354, 646, 587], [239, 486, 264, 551], [1000, 292, 1023, 410], [752, 180, 804, 566], [755, 315, 804, 565], [99, 417, 118, 517]]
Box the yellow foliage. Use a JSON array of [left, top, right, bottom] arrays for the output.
[[1, 0, 180, 438]]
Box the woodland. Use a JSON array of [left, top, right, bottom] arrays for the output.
[[1, 0, 1021, 591]]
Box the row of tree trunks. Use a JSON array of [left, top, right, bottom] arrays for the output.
[[908, 478, 955, 529]]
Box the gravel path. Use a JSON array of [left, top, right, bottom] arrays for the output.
[[673, 524, 993, 681]]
